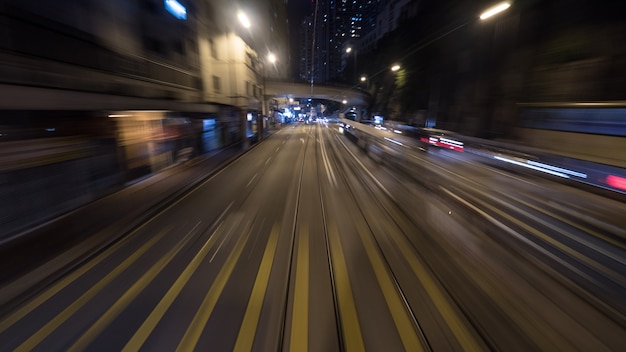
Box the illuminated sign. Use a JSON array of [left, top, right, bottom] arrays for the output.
[[165, 0, 187, 20]]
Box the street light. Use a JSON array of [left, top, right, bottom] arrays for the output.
[[480, 2, 511, 20], [391, 64, 401, 72], [267, 52, 276, 64], [237, 11, 251, 28], [359, 75, 369, 91]]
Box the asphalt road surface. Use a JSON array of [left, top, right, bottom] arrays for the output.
[[1, 122, 624, 351]]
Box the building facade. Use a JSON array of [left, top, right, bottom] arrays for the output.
[[0, 0, 288, 112]]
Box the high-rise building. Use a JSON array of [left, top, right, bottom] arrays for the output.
[[300, 0, 368, 84], [299, 16, 315, 82], [298, 0, 423, 83]]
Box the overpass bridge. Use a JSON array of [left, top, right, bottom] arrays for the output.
[[264, 80, 369, 107]]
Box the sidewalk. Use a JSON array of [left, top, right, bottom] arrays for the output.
[[0, 144, 246, 308]]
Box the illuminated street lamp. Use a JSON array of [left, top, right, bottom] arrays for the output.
[[346, 47, 353, 54], [360, 76, 367, 82], [391, 64, 401, 72], [238, 11, 251, 28], [267, 52, 276, 64], [480, 2, 511, 20]]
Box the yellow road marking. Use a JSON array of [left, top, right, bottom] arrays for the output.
[[176, 221, 253, 351], [393, 234, 483, 351], [233, 223, 281, 351], [0, 227, 168, 334], [354, 221, 424, 351], [122, 222, 227, 351], [13, 227, 172, 352], [327, 223, 365, 351], [68, 223, 201, 351], [289, 226, 309, 352]]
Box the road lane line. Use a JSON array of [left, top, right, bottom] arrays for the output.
[[487, 192, 626, 268], [0, 218, 190, 335], [321, 127, 337, 186], [233, 223, 281, 351], [449, 186, 623, 286], [13, 226, 173, 352], [122, 222, 230, 351], [209, 217, 242, 263], [327, 223, 365, 351], [354, 220, 424, 351], [336, 132, 480, 347], [176, 220, 254, 351], [290, 226, 310, 352], [246, 173, 258, 188], [391, 229, 484, 351], [67, 222, 201, 351], [335, 134, 393, 199], [318, 127, 337, 187]]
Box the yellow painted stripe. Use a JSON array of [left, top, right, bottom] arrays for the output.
[[0, 226, 167, 334], [122, 222, 227, 351], [355, 221, 424, 351], [233, 223, 281, 352], [394, 235, 483, 351], [14, 227, 172, 352], [327, 223, 365, 351], [176, 221, 253, 351], [68, 223, 200, 351], [289, 226, 309, 352]]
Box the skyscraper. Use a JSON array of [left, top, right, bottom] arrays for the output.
[[299, 16, 315, 82], [299, 0, 368, 84]]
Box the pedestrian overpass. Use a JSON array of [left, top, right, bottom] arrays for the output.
[[264, 80, 369, 107]]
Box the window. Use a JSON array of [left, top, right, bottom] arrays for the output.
[[209, 39, 218, 59], [212, 76, 221, 93]]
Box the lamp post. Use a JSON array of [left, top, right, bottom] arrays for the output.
[[260, 52, 278, 138]]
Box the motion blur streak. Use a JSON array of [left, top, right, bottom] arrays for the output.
[[606, 175, 626, 191], [0, 123, 624, 351]]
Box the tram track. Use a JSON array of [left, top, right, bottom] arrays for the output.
[[324, 126, 437, 351], [332, 126, 626, 348]]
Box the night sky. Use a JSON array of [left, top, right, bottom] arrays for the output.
[[288, 0, 313, 22]]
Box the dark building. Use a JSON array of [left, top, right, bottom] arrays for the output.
[[299, 16, 315, 82], [300, 0, 370, 84]]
